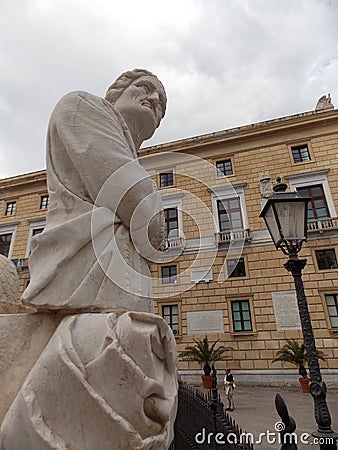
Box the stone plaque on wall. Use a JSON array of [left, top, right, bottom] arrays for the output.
[[187, 310, 224, 334], [190, 268, 213, 283], [272, 291, 301, 330]]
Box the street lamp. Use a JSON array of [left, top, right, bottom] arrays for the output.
[[260, 177, 337, 450]]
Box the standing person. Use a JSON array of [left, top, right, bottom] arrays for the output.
[[224, 368, 235, 411]]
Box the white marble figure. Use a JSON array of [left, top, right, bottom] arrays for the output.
[[21, 69, 166, 313], [1, 70, 178, 450], [259, 171, 273, 199], [315, 93, 334, 110]]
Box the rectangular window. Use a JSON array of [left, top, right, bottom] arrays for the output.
[[161, 265, 177, 284], [325, 294, 338, 328], [5, 202, 16, 216], [216, 159, 233, 176], [159, 172, 174, 188], [291, 144, 311, 163], [217, 198, 243, 232], [40, 195, 49, 209], [162, 304, 179, 335], [0, 233, 12, 257], [231, 300, 252, 332], [164, 207, 179, 238], [227, 258, 246, 277], [32, 228, 44, 236], [297, 185, 329, 220], [315, 249, 338, 270]]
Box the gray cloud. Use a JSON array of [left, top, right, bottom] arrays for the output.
[[0, 0, 337, 178]]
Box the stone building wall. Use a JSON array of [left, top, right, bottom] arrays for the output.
[[142, 106, 338, 383], [1, 106, 337, 385]]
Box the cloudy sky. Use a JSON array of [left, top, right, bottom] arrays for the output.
[[0, 0, 337, 179]]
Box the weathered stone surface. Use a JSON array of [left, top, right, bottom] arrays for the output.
[[2, 69, 177, 450], [315, 93, 334, 110], [0, 301, 34, 314], [0, 312, 177, 450], [21, 69, 166, 314], [259, 171, 273, 199], [0, 313, 60, 422], [0, 256, 19, 307]]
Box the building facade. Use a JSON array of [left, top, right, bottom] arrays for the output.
[[0, 170, 48, 295], [1, 101, 337, 385]]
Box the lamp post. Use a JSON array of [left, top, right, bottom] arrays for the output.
[[260, 178, 337, 450]]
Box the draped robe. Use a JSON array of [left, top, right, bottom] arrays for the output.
[[0, 312, 178, 450], [1, 88, 177, 450], [22, 91, 164, 313]]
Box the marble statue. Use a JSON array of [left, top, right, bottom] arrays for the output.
[[1, 69, 178, 450], [315, 93, 334, 111], [21, 69, 166, 314], [259, 171, 273, 199]]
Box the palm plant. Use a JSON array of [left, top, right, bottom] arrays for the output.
[[272, 339, 325, 378], [179, 336, 232, 376]]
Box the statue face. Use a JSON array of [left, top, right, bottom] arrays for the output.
[[114, 75, 166, 141]]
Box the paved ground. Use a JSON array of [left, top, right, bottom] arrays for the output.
[[215, 385, 338, 449]]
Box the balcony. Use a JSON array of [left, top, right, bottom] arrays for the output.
[[17, 258, 29, 273], [164, 237, 185, 250], [307, 217, 338, 234], [215, 228, 251, 244]]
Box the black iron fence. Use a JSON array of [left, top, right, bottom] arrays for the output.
[[169, 382, 254, 450]]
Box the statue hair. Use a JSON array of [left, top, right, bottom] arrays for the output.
[[105, 69, 166, 117]]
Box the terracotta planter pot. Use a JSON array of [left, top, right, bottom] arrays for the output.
[[299, 377, 310, 393], [202, 375, 213, 389]]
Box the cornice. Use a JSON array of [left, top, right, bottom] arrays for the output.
[[0, 170, 47, 189], [139, 108, 338, 156], [208, 182, 247, 195], [1, 107, 337, 184], [0, 221, 20, 228], [27, 217, 47, 224], [285, 168, 330, 181], [161, 192, 184, 201]]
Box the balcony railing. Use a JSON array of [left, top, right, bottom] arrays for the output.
[[215, 228, 251, 244], [164, 237, 185, 250], [17, 258, 29, 272], [307, 216, 338, 233]]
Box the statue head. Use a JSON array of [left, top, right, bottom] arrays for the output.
[[105, 69, 167, 118], [105, 69, 167, 145]]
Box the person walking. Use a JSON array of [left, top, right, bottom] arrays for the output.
[[224, 368, 235, 411]]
